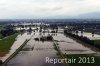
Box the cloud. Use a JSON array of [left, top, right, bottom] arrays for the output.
[[0, 0, 100, 19]]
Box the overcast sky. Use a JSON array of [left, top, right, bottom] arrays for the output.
[[0, 0, 100, 19]]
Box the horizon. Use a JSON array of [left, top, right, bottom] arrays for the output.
[[0, 0, 100, 19]]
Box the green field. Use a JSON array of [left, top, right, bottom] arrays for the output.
[[0, 25, 2, 30], [0, 25, 3, 39], [94, 40, 100, 45], [63, 54, 100, 66], [0, 34, 18, 52]]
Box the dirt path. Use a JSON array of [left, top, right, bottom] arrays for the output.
[[0, 52, 8, 57]]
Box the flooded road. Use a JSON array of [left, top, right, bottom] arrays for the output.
[[7, 32, 96, 66]]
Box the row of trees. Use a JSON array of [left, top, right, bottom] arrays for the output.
[[65, 31, 94, 45], [64, 30, 100, 49], [0, 25, 17, 39], [34, 34, 53, 42]]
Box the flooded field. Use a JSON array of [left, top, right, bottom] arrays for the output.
[[78, 31, 100, 40], [7, 33, 63, 66], [53, 33, 95, 54], [6, 32, 97, 66], [0, 32, 34, 62]]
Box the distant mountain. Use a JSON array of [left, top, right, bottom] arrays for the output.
[[76, 12, 100, 19], [44, 12, 100, 19], [0, 12, 100, 20]]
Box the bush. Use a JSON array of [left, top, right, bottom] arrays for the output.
[[51, 30, 55, 33], [47, 35, 53, 41], [0, 29, 17, 37], [64, 30, 94, 47], [0, 34, 4, 39], [40, 36, 46, 41], [0, 60, 3, 65]]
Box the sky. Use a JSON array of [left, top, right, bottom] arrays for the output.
[[0, 0, 100, 19]]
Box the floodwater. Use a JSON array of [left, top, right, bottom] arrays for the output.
[[0, 32, 34, 62], [53, 33, 95, 54], [7, 32, 96, 66], [7, 33, 63, 66], [78, 31, 100, 40]]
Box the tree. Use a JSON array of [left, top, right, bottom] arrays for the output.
[[0, 60, 3, 65], [47, 34, 53, 41], [76, 30, 78, 35], [92, 31, 94, 37], [0, 34, 3, 39], [81, 30, 83, 36], [29, 27, 32, 33], [0, 25, 17, 37]]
